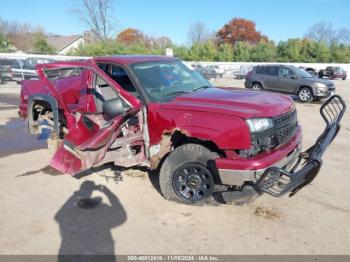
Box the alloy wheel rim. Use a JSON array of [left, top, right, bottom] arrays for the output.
[[300, 90, 311, 101], [252, 85, 261, 90], [173, 163, 214, 202]]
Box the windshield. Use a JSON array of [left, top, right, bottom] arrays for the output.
[[293, 66, 313, 78], [130, 60, 213, 102]]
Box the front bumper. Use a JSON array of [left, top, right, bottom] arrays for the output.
[[219, 95, 346, 198], [315, 89, 335, 98], [216, 126, 302, 186]]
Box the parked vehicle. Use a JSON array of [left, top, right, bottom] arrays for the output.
[[235, 65, 253, 79], [191, 64, 220, 79], [318, 66, 347, 80], [245, 65, 336, 102], [191, 64, 205, 76], [202, 67, 219, 79], [11, 58, 55, 83], [299, 66, 317, 76], [205, 64, 225, 78], [19, 56, 346, 204], [0, 59, 13, 84]]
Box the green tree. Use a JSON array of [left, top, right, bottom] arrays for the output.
[[330, 43, 350, 63], [299, 39, 316, 62], [216, 43, 233, 61], [173, 45, 191, 60], [70, 40, 165, 57], [250, 41, 276, 62], [202, 40, 217, 61], [314, 42, 330, 62], [233, 41, 251, 61], [32, 34, 55, 54], [0, 31, 10, 52], [276, 39, 302, 62]]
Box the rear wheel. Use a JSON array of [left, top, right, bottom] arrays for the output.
[[159, 144, 218, 204], [343, 77, 346, 80], [251, 82, 263, 91], [298, 87, 314, 103]]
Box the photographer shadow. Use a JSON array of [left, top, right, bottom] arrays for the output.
[[55, 181, 127, 261]]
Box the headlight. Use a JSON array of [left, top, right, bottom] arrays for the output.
[[315, 82, 327, 92], [246, 118, 273, 133]]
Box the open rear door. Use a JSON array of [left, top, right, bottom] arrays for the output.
[[37, 62, 143, 174]]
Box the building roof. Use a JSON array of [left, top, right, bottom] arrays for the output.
[[46, 35, 82, 52]]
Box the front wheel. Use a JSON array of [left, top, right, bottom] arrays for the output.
[[298, 87, 314, 103], [159, 144, 218, 204], [251, 83, 263, 91]]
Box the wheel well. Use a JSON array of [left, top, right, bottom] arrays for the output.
[[251, 81, 262, 87], [32, 100, 52, 121], [170, 130, 225, 157], [299, 86, 313, 94], [28, 96, 61, 136], [152, 130, 226, 171]]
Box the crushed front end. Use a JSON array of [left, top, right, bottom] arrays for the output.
[[215, 95, 346, 200]]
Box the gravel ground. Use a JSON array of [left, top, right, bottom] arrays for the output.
[[0, 78, 349, 255]]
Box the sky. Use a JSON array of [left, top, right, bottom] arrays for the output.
[[1, 0, 349, 45]]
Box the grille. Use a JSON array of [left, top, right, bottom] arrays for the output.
[[239, 109, 298, 158], [273, 110, 298, 145]]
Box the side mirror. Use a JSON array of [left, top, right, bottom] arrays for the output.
[[102, 98, 130, 120], [291, 75, 297, 79]]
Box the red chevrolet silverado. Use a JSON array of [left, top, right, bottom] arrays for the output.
[[18, 56, 346, 204]]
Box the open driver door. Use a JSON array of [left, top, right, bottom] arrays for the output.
[[37, 62, 145, 175]]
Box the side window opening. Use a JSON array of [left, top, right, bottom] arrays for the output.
[[255, 66, 264, 74], [45, 68, 86, 111], [265, 67, 278, 76], [278, 68, 293, 78], [94, 74, 119, 113], [98, 63, 140, 98]]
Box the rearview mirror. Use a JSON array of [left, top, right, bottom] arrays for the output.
[[102, 98, 130, 120]]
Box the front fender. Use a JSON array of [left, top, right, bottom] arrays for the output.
[[148, 106, 251, 150]]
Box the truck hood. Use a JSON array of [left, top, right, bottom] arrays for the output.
[[163, 87, 295, 119]]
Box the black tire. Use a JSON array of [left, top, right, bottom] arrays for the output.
[[159, 143, 218, 204], [343, 77, 346, 80], [298, 87, 314, 103], [251, 82, 263, 91]]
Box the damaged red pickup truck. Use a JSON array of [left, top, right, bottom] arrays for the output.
[[18, 56, 346, 204]]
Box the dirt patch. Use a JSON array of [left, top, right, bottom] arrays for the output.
[[124, 170, 146, 178], [0, 106, 19, 111], [254, 206, 281, 220]]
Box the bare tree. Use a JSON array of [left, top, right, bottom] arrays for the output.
[[0, 18, 48, 52], [305, 22, 335, 44], [187, 21, 210, 44], [334, 27, 350, 45], [72, 0, 116, 41], [305, 22, 350, 45]]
